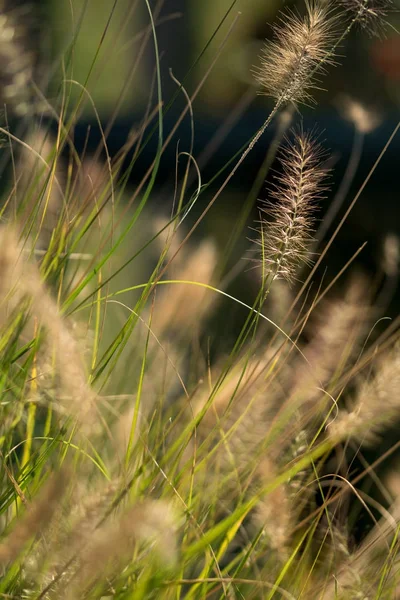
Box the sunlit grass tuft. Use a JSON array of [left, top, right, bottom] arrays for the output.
[[0, 1, 399, 599]]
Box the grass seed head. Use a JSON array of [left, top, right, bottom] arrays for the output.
[[254, 1, 337, 105], [336, 94, 382, 134], [0, 2, 37, 116], [0, 471, 67, 569], [339, 0, 394, 37], [255, 129, 329, 284], [152, 239, 218, 335], [328, 344, 400, 445]]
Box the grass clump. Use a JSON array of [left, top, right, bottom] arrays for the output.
[[0, 1, 399, 599]]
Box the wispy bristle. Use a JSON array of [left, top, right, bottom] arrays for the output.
[[254, 1, 337, 105], [254, 129, 329, 283]]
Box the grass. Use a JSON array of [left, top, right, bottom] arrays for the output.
[[0, 0, 399, 598]]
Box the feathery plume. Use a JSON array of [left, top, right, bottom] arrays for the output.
[[328, 344, 400, 445], [290, 274, 369, 410], [191, 356, 277, 455], [318, 498, 400, 600], [0, 471, 67, 569], [254, 1, 337, 105], [251, 457, 291, 556], [62, 500, 179, 599], [152, 239, 218, 335], [339, 0, 394, 37], [0, 227, 97, 428], [182, 353, 282, 517], [0, 2, 37, 116], [255, 129, 329, 283], [382, 232, 399, 277]]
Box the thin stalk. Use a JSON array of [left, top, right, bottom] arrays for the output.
[[316, 128, 364, 244]]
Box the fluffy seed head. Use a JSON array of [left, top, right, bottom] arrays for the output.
[[254, 1, 337, 105], [339, 0, 394, 37], [382, 232, 399, 276], [337, 94, 382, 134], [0, 3, 38, 115], [151, 239, 218, 335], [0, 471, 67, 568], [290, 273, 369, 409], [327, 344, 400, 445], [255, 129, 329, 283]]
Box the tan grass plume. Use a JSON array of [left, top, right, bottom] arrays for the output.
[[255, 129, 329, 284], [61, 500, 179, 599], [254, 1, 337, 106], [328, 344, 400, 445], [0, 471, 67, 569], [337, 94, 382, 134], [0, 227, 97, 428], [290, 274, 369, 411], [339, 0, 394, 36], [152, 239, 218, 335], [0, 2, 36, 116]]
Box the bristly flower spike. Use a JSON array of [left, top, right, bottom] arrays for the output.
[[254, 1, 338, 106], [255, 129, 329, 284], [338, 0, 394, 37]]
